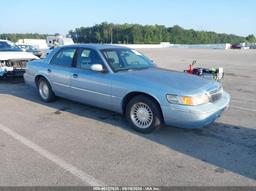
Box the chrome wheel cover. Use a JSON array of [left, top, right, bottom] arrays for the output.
[[39, 81, 49, 100], [130, 102, 153, 129]]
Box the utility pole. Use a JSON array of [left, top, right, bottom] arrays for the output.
[[110, 28, 113, 44]]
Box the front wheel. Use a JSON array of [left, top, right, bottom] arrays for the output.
[[37, 78, 56, 102], [125, 95, 162, 133]]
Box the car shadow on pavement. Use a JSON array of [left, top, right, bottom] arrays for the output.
[[0, 77, 256, 181]]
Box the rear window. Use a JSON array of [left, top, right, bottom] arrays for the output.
[[0, 41, 22, 51]]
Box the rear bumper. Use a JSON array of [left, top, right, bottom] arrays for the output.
[[161, 91, 230, 128], [24, 72, 36, 88]]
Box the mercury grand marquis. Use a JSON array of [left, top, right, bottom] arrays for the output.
[[24, 44, 230, 133]]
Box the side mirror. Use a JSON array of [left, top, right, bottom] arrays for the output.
[[91, 64, 104, 72]]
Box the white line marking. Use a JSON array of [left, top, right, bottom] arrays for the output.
[[231, 106, 256, 112], [0, 123, 105, 186]]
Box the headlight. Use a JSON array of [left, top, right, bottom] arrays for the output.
[[166, 93, 209, 106], [0, 61, 6, 67]]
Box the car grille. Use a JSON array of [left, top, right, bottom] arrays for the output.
[[208, 86, 223, 103], [0, 60, 27, 69]]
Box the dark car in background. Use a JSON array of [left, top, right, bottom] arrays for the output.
[[230, 44, 242, 49], [17, 44, 43, 58]]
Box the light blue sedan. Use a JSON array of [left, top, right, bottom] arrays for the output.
[[24, 44, 230, 133]]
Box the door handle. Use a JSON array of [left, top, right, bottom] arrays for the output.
[[73, 73, 78, 78], [47, 69, 52, 73]]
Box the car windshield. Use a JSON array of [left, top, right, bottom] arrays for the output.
[[101, 49, 155, 72], [19, 45, 37, 51], [0, 41, 22, 51]]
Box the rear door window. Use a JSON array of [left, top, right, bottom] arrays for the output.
[[50, 48, 76, 67]]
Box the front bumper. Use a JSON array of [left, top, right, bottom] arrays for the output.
[[161, 91, 230, 128], [0, 67, 25, 77]]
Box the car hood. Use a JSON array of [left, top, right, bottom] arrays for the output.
[[116, 67, 219, 95], [0, 51, 39, 61]]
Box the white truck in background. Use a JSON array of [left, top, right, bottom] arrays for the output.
[[45, 35, 74, 56], [46, 35, 74, 47]]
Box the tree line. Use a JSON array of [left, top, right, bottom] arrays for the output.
[[1, 23, 256, 44], [69, 23, 255, 44], [0, 33, 49, 43]]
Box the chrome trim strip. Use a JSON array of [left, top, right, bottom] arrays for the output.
[[71, 86, 112, 97], [52, 82, 115, 98], [52, 82, 70, 88]]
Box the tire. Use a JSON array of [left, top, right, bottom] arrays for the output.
[[125, 95, 162, 133], [37, 78, 56, 102]]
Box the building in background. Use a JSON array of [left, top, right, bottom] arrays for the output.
[[16, 39, 48, 50]]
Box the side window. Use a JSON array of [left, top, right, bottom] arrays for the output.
[[122, 50, 147, 66], [50, 48, 76, 67], [76, 49, 103, 70], [102, 50, 120, 66]]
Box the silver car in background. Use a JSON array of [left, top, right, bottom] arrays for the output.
[[24, 44, 230, 133]]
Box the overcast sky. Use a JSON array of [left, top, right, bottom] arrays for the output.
[[1, 0, 255, 36]]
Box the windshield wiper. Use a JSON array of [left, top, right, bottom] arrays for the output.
[[116, 67, 150, 72], [132, 67, 150, 71], [116, 68, 131, 72]]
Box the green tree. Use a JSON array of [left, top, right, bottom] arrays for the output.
[[67, 22, 247, 44], [246, 34, 256, 43]]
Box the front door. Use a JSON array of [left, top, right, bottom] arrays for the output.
[[70, 48, 112, 110]]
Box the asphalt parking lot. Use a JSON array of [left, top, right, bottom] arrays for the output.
[[0, 48, 255, 186]]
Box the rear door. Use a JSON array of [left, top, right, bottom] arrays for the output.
[[47, 47, 77, 97]]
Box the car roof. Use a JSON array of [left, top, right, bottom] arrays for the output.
[[62, 43, 130, 50], [0, 39, 12, 43]]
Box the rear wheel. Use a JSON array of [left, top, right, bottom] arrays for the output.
[[125, 95, 162, 133], [37, 78, 56, 102]]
